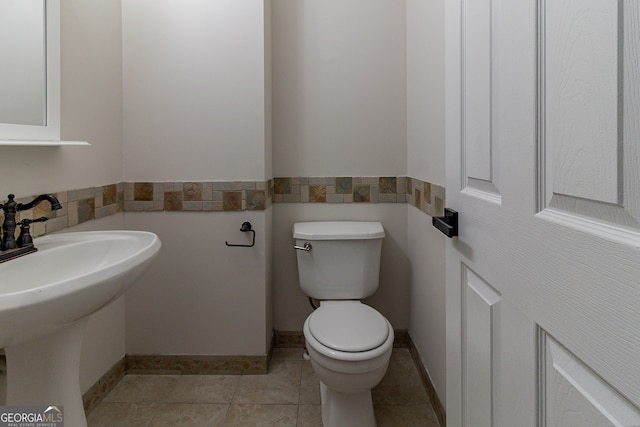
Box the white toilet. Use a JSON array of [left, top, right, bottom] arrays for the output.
[[293, 221, 393, 427]]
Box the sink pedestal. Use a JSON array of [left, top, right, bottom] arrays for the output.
[[5, 319, 89, 427], [0, 230, 160, 427]]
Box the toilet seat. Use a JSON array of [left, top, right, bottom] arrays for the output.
[[307, 301, 389, 353]]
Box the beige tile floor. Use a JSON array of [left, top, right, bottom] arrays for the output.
[[87, 348, 441, 427]]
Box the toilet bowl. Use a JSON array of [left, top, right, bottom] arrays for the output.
[[294, 221, 391, 427], [303, 301, 394, 427]]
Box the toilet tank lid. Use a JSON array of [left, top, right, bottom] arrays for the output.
[[293, 221, 385, 240]]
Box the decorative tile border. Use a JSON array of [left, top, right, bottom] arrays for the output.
[[10, 184, 125, 239], [274, 176, 407, 204], [123, 180, 273, 212], [6, 176, 444, 240], [273, 176, 445, 216], [405, 176, 447, 218]]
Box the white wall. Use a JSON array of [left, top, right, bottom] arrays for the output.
[[121, 0, 273, 356], [272, 0, 407, 177], [122, 0, 270, 182], [406, 0, 447, 405], [407, 0, 446, 182], [264, 0, 273, 180], [124, 211, 271, 355]]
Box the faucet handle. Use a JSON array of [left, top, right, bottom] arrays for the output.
[[20, 216, 49, 225], [16, 217, 48, 248]]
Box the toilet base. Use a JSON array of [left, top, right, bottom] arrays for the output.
[[320, 381, 376, 427]]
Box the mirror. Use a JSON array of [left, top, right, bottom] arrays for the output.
[[0, 0, 46, 127], [0, 0, 84, 145]]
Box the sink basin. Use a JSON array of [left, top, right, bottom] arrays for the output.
[[0, 230, 161, 427], [0, 230, 160, 348]]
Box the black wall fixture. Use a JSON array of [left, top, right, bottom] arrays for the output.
[[432, 208, 458, 238], [225, 221, 256, 247]]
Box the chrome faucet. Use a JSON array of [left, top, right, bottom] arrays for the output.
[[0, 194, 62, 262]]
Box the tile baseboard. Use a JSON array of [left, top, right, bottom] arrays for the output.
[[274, 330, 306, 348], [83, 353, 269, 416], [408, 337, 446, 427], [125, 354, 269, 375], [82, 357, 126, 415]]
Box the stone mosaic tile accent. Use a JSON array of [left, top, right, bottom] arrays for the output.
[[379, 177, 397, 194], [9, 183, 124, 239], [183, 182, 203, 201], [335, 177, 352, 194], [6, 177, 442, 241], [353, 185, 371, 203], [273, 177, 291, 195], [223, 191, 243, 211], [123, 181, 274, 213], [164, 191, 183, 211], [406, 177, 446, 217], [77, 198, 96, 223], [271, 176, 444, 212], [134, 182, 154, 201], [246, 190, 266, 210], [309, 185, 326, 203], [102, 184, 117, 206], [274, 176, 409, 204]]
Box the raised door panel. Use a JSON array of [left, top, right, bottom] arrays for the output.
[[463, 266, 501, 426], [462, 0, 501, 202], [539, 330, 640, 426], [538, 0, 640, 236]]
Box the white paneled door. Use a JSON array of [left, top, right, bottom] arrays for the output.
[[445, 0, 640, 426]]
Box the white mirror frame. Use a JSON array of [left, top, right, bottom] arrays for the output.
[[0, 0, 88, 146]]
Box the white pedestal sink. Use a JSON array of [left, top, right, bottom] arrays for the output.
[[0, 231, 161, 427]]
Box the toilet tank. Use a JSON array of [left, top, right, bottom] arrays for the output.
[[293, 221, 385, 300]]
